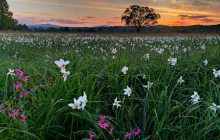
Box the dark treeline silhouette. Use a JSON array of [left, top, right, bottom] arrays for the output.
[[30, 24, 220, 33]]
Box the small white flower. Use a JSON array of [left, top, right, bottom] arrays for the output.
[[143, 81, 153, 90], [143, 53, 150, 60], [157, 48, 164, 54], [121, 66, 128, 74], [54, 59, 70, 69], [123, 86, 132, 97], [203, 59, 208, 65], [113, 97, 121, 108], [213, 69, 220, 78], [177, 76, 185, 84], [210, 103, 220, 113], [78, 91, 88, 103], [68, 98, 81, 110], [68, 92, 88, 110], [168, 57, 177, 66], [61, 68, 70, 81], [7, 69, 15, 76], [142, 74, 146, 79], [111, 48, 117, 54], [191, 91, 200, 104]]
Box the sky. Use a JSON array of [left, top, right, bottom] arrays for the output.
[[7, 0, 220, 27]]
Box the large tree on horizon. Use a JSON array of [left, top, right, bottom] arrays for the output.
[[0, 0, 17, 30], [121, 5, 160, 33]]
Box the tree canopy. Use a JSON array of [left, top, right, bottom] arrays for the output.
[[0, 0, 17, 30], [121, 5, 160, 32]]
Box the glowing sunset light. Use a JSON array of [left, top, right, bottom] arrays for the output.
[[7, 0, 220, 27]]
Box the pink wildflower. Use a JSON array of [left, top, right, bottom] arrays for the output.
[[9, 109, 19, 119], [125, 128, 141, 139], [15, 69, 29, 82], [98, 120, 109, 129], [125, 131, 133, 139], [19, 114, 26, 122], [15, 69, 24, 78], [89, 129, 96, 140], [97, 115, 114, 135], [133, 128, 141, 136], [109, 127, 114, 135], [22, 76, 29, 82], [14, 82, 22, 91]]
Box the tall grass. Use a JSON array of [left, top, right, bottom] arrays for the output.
[[0, 33, 220, 139]]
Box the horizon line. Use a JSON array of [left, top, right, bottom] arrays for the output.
[[27, 23, 220, 28]]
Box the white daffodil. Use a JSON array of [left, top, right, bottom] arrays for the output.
[[191, 91, 200, 104], [68, 92, 88, 110], [113, 97, 121, 108], [61, 68, 70, 81], [210, 103, 220, 113], [121, 66, 128, 74], [68, 103, 76, 109], [7, 69, 15, 76], [203, 59, 208, 65], [111, 48, 117, 54], [143, 53, 150, 60], [142, 74, 146, 79], [168, 57, 177, 66], [123, 86, 132, 97], [54, 59, 70, 69], [177, 76, 185, 84], [213, 69, 220, 78], [78, 92, 88, 104], [68, 98, 81, 110], [157, 48, 164, 54], [143, 81, 153, 90]]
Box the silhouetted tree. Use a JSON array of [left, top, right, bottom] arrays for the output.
[[0, 0, 17, 30], [121, 5, 160, 32]]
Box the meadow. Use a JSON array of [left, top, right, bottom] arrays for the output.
[[0, 32, 220, 140]]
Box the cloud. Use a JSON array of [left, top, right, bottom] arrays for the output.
[[39, 19, 84, 24], [17, 16, 87, 25], [86, 16, 95, 19], [179, 14, 220, 23]]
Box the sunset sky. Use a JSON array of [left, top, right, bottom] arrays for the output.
[[7, 0, 220, 27]]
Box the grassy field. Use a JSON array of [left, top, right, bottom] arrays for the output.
[[0, 32, 220, 140]]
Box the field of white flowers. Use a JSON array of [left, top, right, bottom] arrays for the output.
[[0, 32, 220, 140]]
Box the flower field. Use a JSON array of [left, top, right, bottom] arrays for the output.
[[0, 32, 220, 140]]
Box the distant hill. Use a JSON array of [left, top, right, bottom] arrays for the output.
[[28, 24, 220, 33], [28, 24, 60, 29]]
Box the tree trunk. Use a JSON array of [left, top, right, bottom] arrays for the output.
[[136, 26, 142, 33]]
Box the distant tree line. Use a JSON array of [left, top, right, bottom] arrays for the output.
[[0, 0, 29, 31], [30, 25, 220, 33]]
